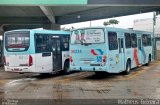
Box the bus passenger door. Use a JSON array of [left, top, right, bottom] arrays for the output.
[[35, 34, 52, 73], [51, 37, 62, 70], [108, 32, 124, 73], [118, 38, 125, 71], [138, 38, 142, 64]]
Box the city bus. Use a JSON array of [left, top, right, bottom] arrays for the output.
[[69, 27, 152, 74], [4, 29, 70, 74]]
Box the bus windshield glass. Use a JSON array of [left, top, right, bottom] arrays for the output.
[[5, 31, 30, 52], [71, 28, 104, 44]]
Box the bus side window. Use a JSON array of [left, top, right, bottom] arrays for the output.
[[121, 38, 124, 48], [108, 32, 118, 50], [138, 39, 141, 50], [142, 34, 148, 46], [131, 33, 137, 48], [35, 34, 50, 53], [141, 34, 151, 47], [125, 33, 131, 48], [118, 38, 121, 53], [121, 38, 124, 52], [62, 35, 69, 51], [147, 34, 151, 46], [57, 40, 61, 53], [118, 38, 124, 53]]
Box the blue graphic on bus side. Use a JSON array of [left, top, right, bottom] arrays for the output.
[[97, 56, 102, 62], [96, 49, 104, 55]]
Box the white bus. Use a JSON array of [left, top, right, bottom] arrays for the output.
[[4, 29, 70, 74]]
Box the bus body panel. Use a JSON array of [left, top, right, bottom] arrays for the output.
[[70, 28, 109, 72], [141, 46, 152, 64], [5, 54, 29, 67], [70, 44, 108, 72], [4, 54, 35, 73], [35, 53, 53, 73], [62, 51, 69, 69]]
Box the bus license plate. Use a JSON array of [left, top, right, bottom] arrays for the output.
[[14, 68, 20, 71]]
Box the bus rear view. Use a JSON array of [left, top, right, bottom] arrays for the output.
[[69, 28, 108, 72], [4, 30, 32, 72], [4, 29, 70, 74]]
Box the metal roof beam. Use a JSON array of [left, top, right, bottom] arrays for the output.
[[40, 6, 55, 24], [0, 17, 50, 24]]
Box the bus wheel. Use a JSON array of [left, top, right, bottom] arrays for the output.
[[124, 60, 131, 75], [63, 61, 70, 75], [146, 55, 151, 66]]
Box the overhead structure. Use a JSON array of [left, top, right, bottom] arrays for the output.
[[40, 6, 55, 24]]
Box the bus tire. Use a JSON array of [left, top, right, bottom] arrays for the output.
[[124, 60, 131, 75], [146, 54, 151, 66], [63, 61, 70, 75]]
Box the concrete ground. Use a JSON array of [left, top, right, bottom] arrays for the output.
[[0, 62, 160, 105]]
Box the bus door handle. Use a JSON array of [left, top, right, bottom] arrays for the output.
[[42, 52, 51, 57]]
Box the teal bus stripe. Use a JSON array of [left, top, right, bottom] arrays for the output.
[[0, 0, 87, 5]]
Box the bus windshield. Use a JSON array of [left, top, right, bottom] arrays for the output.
[[5, 31, 30, 52], [71, 28, 105, 44]]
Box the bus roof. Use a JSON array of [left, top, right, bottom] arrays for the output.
[[71, 26, 152, 34], [4, 29, 70, 35]]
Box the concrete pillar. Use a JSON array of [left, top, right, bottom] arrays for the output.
[[43, 24, 60, 30], [0, 25, 4, 35], [0, 25, 4, 66]]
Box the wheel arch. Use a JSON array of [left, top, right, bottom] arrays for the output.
[[126, 58, 131, 65], [63, 58, 69, 70]]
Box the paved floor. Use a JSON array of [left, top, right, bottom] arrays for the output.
[[0, 62, 160, 105]]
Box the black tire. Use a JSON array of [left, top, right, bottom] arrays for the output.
[[146, 55, 151, 66], [124, 60, 131, 75], [63, 61, 70, 75]]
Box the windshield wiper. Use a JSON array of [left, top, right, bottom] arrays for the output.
[[82, 42, 92, 46], [76, 40, 92, 46], [80, 40, 84, 45]]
